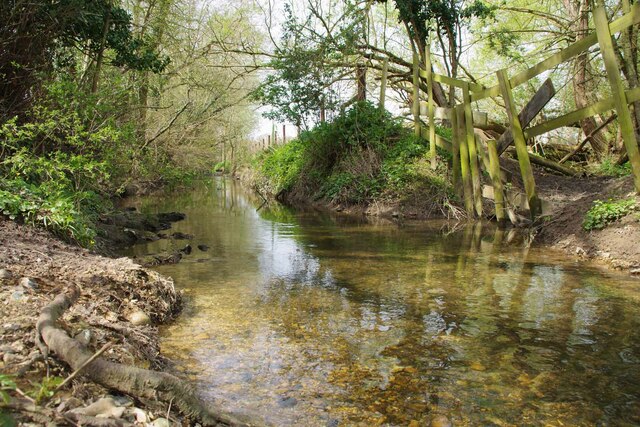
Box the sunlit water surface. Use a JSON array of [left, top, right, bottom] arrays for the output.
[[123, 179, 640, 426]]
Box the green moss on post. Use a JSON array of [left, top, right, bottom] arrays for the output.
[[457, 106, 475, 216], [463, 83, 483, 217], [425, 43, 437, 170], [497, 69, 542, 219], [412, 52, 421, 137], [593, 0, 640, 193], [451, 106, 461, 190], [487, 140, 506, 224]]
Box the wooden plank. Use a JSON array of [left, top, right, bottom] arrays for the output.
[[379, 57, 388, 110], [425, 44, 437, 169], [497, 69, 542, 219], [451, 105, 461, 190], [463, 83, 483, 216], [487, 140, 506, 224], [497, 79, 555, 155], [420, 127, 452, 152], [471, 2, 640, 102], [423, 71, 485, 92], [524, 86, 640, 139], [412, 52, 421, 137], [457, 105, 475, 215], [594, 0, 640, 192]]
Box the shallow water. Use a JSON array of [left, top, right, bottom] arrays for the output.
[[124, 179, 640, 426]]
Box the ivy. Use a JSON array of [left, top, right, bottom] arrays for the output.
[[583, 198, 637, 231]]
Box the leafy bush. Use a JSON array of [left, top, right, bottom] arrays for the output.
[[254, 101, 456, 209], [583, 198, 637, 230]]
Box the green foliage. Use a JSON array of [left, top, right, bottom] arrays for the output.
[[595, 157, 632, 177], [28, 376, 63, 404], [0, 374, 16, 405], [583, 198, 637, 231], [254, 102, 455, 208]]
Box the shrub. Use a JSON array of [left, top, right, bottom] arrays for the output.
[[583, 198, 637, 231]]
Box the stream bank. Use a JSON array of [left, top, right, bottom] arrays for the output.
[[0, 214, 259, 426]]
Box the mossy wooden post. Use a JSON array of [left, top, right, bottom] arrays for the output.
[[451, 106, 460, 189], [487, 140, 506, 224], [463, 83, 483, 216], [457, 105, 474, 216], [412, 52, 421, 137], [379, 57, 388, 110], [497, 69, 542, 219], [425, 43, 437, 169], [593, 0, 640, 193]]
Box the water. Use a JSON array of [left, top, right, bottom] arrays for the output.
[[123, 178, 640, 426]]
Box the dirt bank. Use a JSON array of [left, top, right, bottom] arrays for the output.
[[0, 217, 243, 426]]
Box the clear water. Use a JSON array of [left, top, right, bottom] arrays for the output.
[[123, 178, 640, 426]]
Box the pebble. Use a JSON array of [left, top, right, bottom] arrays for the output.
[[130, 407, 149, 423], [19, 277, 38, 291], [0, 269, 13, 280], [11, 289, 25, 302], [151, 418, 170, 427], [71, 397, 125, 419], [197, 244, 209, 251], [180, 244, 192, 255], [127, 310, 151, 326], [278, 396, 298, 408], [3, 352, 20, 365], [430, 415, 452, 427]]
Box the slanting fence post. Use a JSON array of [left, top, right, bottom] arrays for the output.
[[463, 82, 483, 216], [412, 52, 421, 137], [457, 105, 475, 216], [497, 69, 542, 219], [425, 43, 437, 169], [487, 140, 506, 224], [593, 0, 640, 193], [379, 58, 388, 110]]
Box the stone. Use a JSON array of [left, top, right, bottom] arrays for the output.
[[277, 396, 298, 408], [171, 232, 193, 240], [3, 352, 20, 365], [151, 417, 171, 427], [430, 415, 452, 427], [70, 397, 125, 419], [130, 407, 149, 423], [0, 269, 13, 280], [11, 289, 25, 302], [197, 244, 209, 251], [180, 244, 192, 255], [74, 330, 92, 347], [127, 310, 151, 326], [630, 268, 640, 275], [19, 277, 38, 291]]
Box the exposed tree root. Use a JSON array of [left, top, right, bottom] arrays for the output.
[[36, 285, 266, 427]]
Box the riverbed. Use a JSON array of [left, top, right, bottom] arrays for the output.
[[123, 178, 640, 426]]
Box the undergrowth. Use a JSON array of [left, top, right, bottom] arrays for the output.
[[583, 197, 637, 231], [253, 102, 457, 214]]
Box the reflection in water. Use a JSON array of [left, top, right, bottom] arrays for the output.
[[124, 179, 640, 426]]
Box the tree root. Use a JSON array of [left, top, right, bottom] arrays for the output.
[[36, 285, 265, 427]]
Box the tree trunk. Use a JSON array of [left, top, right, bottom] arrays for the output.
[[566, 0, 608, 157]]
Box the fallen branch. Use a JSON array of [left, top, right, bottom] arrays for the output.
[[36, 285, 266, 427], [559, 114, 617, 164]]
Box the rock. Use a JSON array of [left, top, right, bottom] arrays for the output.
[[575, 246, 586, 256], [70, 397, 125, 419], [19, 277, 38, 291], [0, 269, 13, 280], [57, 397, 83, 413], [180, 244, 192, 255], [127, 310, 151, 326], [3, 352, 20, 365], [630, 268, 640, 275], [430, 415, 452, 427], [74, 329, 92, 347], [151, 417, 171, 427], [171, 232, 193, 240], [277, 396, 298, 408], [391, 211, 400, 218], [124, 206, 137, 212], [10, 289, 25, 302], [197, 244, 209, 251], [157, 212, 186, 223], [130, 407, 149, 423]]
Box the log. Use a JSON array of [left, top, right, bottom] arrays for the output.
[[496, 79, 556, 155], [559, 113, 617, 163], [36, 285, 265, 427], [506, 148, 581, 176]]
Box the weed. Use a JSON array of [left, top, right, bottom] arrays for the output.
[[583, 198, 637, 230]]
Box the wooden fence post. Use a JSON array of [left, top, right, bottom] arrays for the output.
[[463, 82, 483, 216], [282, 124, 286, 144], [457, 105, 475, 216], [380, 57, 388, 110], [593, 0, 640, 193], [412, 52, 421, 137], [487, 140, 506, 224], [451, 106, 460, 189], [425, 43, 437, 169], [497, 69, 542, 219]]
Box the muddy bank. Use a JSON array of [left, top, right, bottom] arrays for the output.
[[0, 218, 256, 426]]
